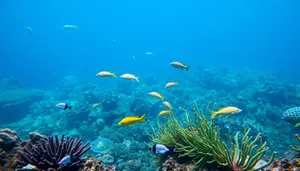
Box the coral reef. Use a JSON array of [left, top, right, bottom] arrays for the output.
[[79, 157, 115, 171], [0, 128, 20, 151], [16, 135, 91, 171], [1, 64, 300, 170], [0, 128, 21, 171]]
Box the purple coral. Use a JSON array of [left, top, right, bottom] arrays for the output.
[[16, 135, 91, 171]]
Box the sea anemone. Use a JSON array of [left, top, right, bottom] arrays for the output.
[[16, 135, 91, 171]]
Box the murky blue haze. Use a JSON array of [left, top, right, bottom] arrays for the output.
[[0, 0, 299, 87]]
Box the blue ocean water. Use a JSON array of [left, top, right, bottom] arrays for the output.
[[1, 0, 299, 86], [1, 0, 300, 170]]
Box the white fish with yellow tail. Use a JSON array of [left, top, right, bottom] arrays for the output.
[[118, 114, 146, 126], [158, 110, 173, 117], [165, 82, 179, 88], [162, 101, 172, 109], [148, 92, 164, 101], [211, 106, 242, 118], [170, 61, 190, 71], [63, 25, 79, 29], [92, 103, 101, 109], [96, 71, 116, 78], [120, 73, 139, 82]]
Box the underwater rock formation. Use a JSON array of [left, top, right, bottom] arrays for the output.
[[100, 91, 118, 112], [0, 89, 44, 124], [0, 77, 21, 91], [130, 97, 153, 115], [56, 76, 82, 100], [0, 128, 20, 151], [0, 128, 21, 171], [79, 157, 115, 171], [29, 132, 47, 143]]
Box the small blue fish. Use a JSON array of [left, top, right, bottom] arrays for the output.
[[58, 155, 71, 165], [149, 144, 174, 155]]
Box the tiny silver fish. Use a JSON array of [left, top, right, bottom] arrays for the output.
[[21, 164, 38, 170], [58, 155, 71, 165], [63, 25, 79, 29], [145, 52, 155, 56], [27, 27, 34, 35]]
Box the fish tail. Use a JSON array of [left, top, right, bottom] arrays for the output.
[[168, 147, 174, 153], [211, 111, 218, 118], [185, 66, 190, 71], [170, 109, 174, 114], [140, 114, 146, 122], [68, 106, 72, 110], [161, 96, 164, 101], [112, 72, 117, 77], [135, 77, 139, 82], [295, 123, 300, 127]]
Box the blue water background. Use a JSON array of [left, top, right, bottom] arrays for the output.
[[0, 0, 299, 87]]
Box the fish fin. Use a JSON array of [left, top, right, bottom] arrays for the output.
[[211, 111, 218, 118], [185, 66, 190, 71], [135, 77, 139, 82], [295, 123, 300, 127], [112, 72, 117, 78], [140, 114, 146, 122], [126, 116, 140, 118], [64, 104, 68, 110]]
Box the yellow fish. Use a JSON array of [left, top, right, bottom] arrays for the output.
[[170, 61, 190, 71], [211, 106, 242, 118], [120, 73, 139, 82], [158, 110, 173, 117], [162, 101, 172, 109], [118, 114, 146, 126], [96, 71, 116, 78], [165, 82, 179, 88], [92, 103, 101, 109], [148, 92, 164, 101]]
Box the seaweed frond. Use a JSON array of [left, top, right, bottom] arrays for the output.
[[149, 102, 275, 170]]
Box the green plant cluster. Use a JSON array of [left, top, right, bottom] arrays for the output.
[[290, 134, 300, 153], [149, 103, 276, 171]]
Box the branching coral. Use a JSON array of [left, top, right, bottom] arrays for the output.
[[16, 135, 91, 171], [149, 103, 276, 170]]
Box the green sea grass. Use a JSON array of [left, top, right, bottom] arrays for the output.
[[149, 103, 276, 170]]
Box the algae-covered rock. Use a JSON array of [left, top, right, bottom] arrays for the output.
[[0, 128, 20, 151], [0, 89, 44, 124]]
